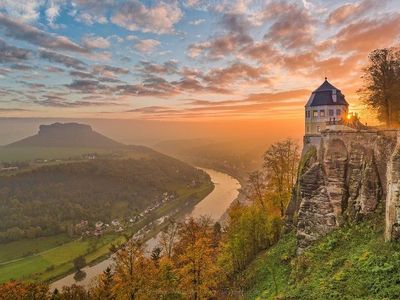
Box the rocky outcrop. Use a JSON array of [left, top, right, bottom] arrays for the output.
[[385, 132, 400, 241], [7, 122, 123, 148], [286, 130, 400, 253]]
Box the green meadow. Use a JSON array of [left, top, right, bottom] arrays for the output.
[[0, 181, 214, 283]]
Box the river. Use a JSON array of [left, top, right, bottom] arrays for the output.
[[50, 168, 240, 290]]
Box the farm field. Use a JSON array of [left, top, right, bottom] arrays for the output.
[[0, 181, 214, 283]]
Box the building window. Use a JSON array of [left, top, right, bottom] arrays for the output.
[[329, 109, 334, 116], [320, 110, 325, 117], [313, 110, 318, 117], [317, 126, 320, 132], [307, 111, 311, 118], [336, 109, 341, 116]]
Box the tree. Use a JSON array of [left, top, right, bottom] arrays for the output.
[[112, 239, 156, 299], [150, 246, 162, 265], [263, 139, 300, 216], [90, 267, 115, 299], [173, 217, 220, 299], [360, 48, 400, 127], [0, 281, 49, 300], [73, 256, 86, 271], [242, 170, 268, 210], [154, 256, 180, 299], [222, 203, 276, 274], [159, 218, 179, 258], [58, 284, 90, 300], [73, 256, 86, 282]]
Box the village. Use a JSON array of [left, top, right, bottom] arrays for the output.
[[74, 191, 176, 239]]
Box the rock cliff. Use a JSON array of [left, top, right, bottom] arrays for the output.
[[7, 122, 123, 148], [285, 130, 400, 252]]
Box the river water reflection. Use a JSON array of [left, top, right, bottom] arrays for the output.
[[51, 168, 240, 290]]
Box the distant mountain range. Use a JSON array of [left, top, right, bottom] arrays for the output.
[[6, 122, 123, 148]]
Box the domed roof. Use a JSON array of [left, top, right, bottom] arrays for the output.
[[305, 78, 349, 107]]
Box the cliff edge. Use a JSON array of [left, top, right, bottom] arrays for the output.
[[285, 129, 400, 252]]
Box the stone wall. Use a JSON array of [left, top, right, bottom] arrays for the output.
[[286, 129, 400, 253]]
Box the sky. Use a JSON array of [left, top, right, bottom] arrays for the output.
[[0, 0, 399, 122]]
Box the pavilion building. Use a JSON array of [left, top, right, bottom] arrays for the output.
[[305, 78, 349, 135]]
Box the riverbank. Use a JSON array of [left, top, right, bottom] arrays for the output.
[[50, 168, 240, 290], [0, 177, 213, 285]]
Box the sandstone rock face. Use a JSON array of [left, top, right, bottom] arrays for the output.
[[286, 130, 400, 253], [385, 132, 400, 241]]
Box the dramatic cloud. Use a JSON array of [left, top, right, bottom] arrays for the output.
[[262, 2, 315, 49], [242, 41, 277, 64], [202, 62, 269, 86], [91, 64, 129, 77], [0, 38, 31, 62], [39, 50, 86, 70], [70, 70, 96, 79], [110, 1, 182, 34], [65, 79, 108, 93], [326, 0, 385, 25], [0, 13, 89, 53], [129, 88, 309, 119], [82, 35, 110, 49], [334, 14, 400, 54], [134, 39, 160, 53], [136, 60, 179, 75], [187, 14, 253, 59], [0, 0, 43, 22], [34, 94, 122, 107], [0, 0, 399, 120]]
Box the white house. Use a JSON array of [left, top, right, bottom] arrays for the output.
[[305, 78, 349, 135]]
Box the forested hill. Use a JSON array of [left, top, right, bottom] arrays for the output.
[[6, 122, 122, 148], [0, 154, 211, 243], [0, 123, 213, 244]]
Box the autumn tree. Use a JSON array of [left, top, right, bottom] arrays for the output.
[[360, 48, 400, 127], [57, 284, 91, 300], [221, 202, 279, 274], [173, 217, 220, 299], [112, 239, 156, 299], [159, 218, 179, 258], [90, 267, 115, 300], [150, 246, 162, 265], [263, 139, 300, 216], [0, 281, 49, 300], [242, 170, 268, 210], [154, 256, 180, 298]]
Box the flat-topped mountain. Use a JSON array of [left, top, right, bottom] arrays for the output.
[[7, 122, 123, 148]]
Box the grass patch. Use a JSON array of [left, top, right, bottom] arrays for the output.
[[0, 180, 214, 284], [0, 234, 71, 264], [236, 232, 296, 299], [238, 216, 400, 299]]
